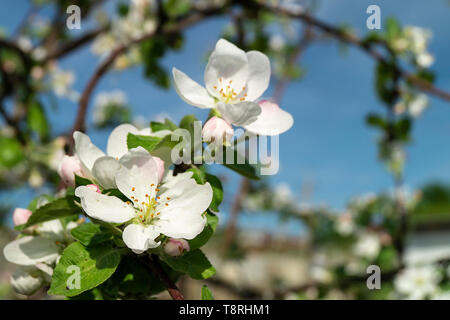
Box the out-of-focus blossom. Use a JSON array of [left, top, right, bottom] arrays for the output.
[[12, 208, 32, 226], [394, 265, 441, 299], [353, 233, 381, 260]]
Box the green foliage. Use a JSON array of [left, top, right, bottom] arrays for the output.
[[23, 195, 80, 228], [161, 249, 216, 280], [27, 101, 49, 141], [48, 242, 121, 297], [71, 223, 114, 247], [127, 133, 163, 152], [205, 173, 223, 212], [201, 285, 214, 300], [75, 175, 93, 187], [188, 211, 218, 250], [221, 146, 260, 180], [150, 118, 177, 132], [0, 136, 24, 168]]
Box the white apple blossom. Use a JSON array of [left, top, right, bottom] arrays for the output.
[[75, 147, 212, 254], [3, 213, 77, 295], [394, 265, 441, 300], [48, 64, 79, 101], [172, 38, 293, 135], [73, 123, 169, 189], [353, 233, 381, 260], [93, 90, 128, 126]]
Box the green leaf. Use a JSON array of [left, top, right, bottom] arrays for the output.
[[205, 173, 223, 212], [219, 146, 260, 180], [160, 249, 216, 280], [201, 285, 214, 300], [27, 101, 49, 141], [127, 133, 162, 152], [179, 114, 197, 132], [71, 223, 113, 247], [151, 119, 178, 132], [24, 196, 80, 228], [75, 175, 93, 187], [188, 211, 218, 250], [187, 167, 206, 184], [48, 242, 120, 297], [366, 113, 386, 129], [0, 136, 24, 168], [103, 256, 180, 297]]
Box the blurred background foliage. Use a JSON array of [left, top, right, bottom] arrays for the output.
[[1, 0, 450, 299]]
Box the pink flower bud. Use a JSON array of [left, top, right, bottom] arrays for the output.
[[57, 155, 83, 187], [12, 208, 32, 226], [202, 116, 234, 144], [164, 238, 190, 257], [86, 184, 101, 193], [153, 156, 165, 183]]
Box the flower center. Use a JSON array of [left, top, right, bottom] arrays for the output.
[[128, 184, 171, 226], [213, 78, 247, 104]]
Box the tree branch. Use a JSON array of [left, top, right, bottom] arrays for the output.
[[42, 25, 110, 63], [254, 0, 450, 102], [70, 6, 223, 146], [146, 254, 184, 300]]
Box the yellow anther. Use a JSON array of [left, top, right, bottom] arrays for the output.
[[131, 187, 135, 191]]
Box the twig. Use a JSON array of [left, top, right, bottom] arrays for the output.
[[42, 25, 110, 63], [70, 7, 223, 143], [254, 0, 450, 102], [146, 255, 184, 300], [272, 25, 314, 103]]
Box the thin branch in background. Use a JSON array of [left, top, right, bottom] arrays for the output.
[[272, 25, 315, 103], [42, 25, 110, 63], [69, 6, 224, 149], [255, 0, 450, 102]]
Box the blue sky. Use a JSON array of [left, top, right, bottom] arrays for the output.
[[1, 0, 450, 234]]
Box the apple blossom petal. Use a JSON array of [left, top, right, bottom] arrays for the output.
[[107, 124, 139, 159], [160, 170, 193, 192], [57, 155, 83, 187], [245, 51, 271, 101], [75, 186, 135, 223], [217, 101, 261, 126], [92, 156, 121, 189], [3, 236, 60, 266], [204, 39, 249, 98], [116, 147, 159, 203], [243, 100, 293, 135], [11, 266, 44, 295], [172, 68, 215, 109], [38, 219, 65, 242], [156, 179, 212, 239], [122, 224, 161, 254], [73, 131, 105, 175], [12, 208, 32, 226]]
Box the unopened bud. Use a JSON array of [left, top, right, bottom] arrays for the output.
[[57, 155, 83, 187], [164, 238, 189, 257], [202, 116, 234, 144], [86, 184, 101, 193], [12, 208, 32, 226]]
